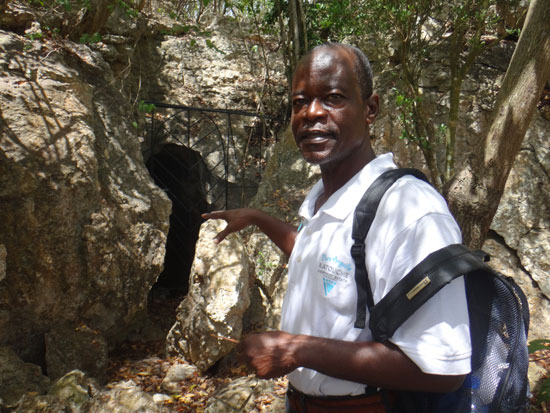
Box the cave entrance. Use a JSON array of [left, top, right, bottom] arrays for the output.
[[143, 103, 284, 298], [146, 143, 207, 297]]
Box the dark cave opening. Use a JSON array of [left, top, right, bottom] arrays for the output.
[[146, 143, 209, 299]]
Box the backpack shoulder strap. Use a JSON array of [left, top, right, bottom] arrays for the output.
[[352, 168, 429, 329], [369, 244, 491, 341]]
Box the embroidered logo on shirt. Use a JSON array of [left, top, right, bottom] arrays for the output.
[[323, 278, 337, 296], [318, 254, 352, 296]]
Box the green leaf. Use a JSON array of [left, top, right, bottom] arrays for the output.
[[138, 100, 155, 114], [79, 32, 102, 44], [528, 339, 550, 354]]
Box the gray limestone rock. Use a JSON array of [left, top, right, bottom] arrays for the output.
[[0, 30, 171, 365], [165, 219, 253, 371]]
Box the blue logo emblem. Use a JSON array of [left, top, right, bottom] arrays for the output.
[[323, 277, 337, 296]]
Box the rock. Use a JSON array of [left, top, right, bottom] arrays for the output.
[[0, 244, 5, 282], [481, 236, 550, 341], [86, 380, 170, 412], [205, 376, 286, 413], [491, 113, 550, 303], [136, 15, 286, 112], [14, 394, 68, 413], [48, 370, 99, 410], [0, 29, 171, 364], [45, 324, 108, 383], [161, 362, 199, 394], [528, 362, 549, 398], [0, 346, 50, 407], [153, 393, 172, 404], [11, 370, 167, 412], [165, 219, 253, 371]]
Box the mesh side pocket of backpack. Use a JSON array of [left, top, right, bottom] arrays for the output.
[[466, 271, 530, 413]]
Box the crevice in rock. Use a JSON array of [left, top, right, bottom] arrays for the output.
[[525, 142, 550, 182], [486, 229, 546, 297]]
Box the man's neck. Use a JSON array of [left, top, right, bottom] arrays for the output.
[[316, 149, 376, 212]]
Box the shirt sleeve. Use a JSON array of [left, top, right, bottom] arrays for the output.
[[383, 213, 472, 375]]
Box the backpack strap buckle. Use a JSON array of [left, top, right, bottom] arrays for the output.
[[351, 242, 365, 262]]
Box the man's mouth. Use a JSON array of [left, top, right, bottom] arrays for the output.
[[299, 131, 334, 143]]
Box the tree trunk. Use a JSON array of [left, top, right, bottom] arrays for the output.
[[444, 0, 550, 249], [288, 0, 308, 75]]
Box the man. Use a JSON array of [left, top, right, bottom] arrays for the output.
[[203, 43, 470, 411]]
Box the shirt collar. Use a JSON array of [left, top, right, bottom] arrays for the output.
[[299, 153, 397, 221]]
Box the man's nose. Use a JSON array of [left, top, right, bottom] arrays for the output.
[[305, 98, 326, 120]]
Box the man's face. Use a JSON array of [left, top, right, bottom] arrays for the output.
[[291, 47, 374, 169]]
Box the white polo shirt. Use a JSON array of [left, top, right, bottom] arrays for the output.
[[280, 153, 471, 396]]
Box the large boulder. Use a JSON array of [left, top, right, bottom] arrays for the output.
[[0, 30, 171, 365], [167, 129, 319, 370], [165, 219, 253, 371]]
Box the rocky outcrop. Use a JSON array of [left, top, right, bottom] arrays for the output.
[[1, 0, 549, 406], [490, 113, 550, 340], [131, 14, 286, 113], [0, 29, 171, 371], [492, 114, 550, 298], [165, 219, 253, 371], [10, 369, 170, 412]]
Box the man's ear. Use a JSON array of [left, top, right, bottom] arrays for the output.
[[365, 94, 379, 125]]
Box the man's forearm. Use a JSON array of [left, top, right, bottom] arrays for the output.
[[202, 208, 297, 255], [292, 334, 465, 393], [248, 209, 297, 256], [239, 331, 465, 393]]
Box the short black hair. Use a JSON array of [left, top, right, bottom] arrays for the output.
[[298, 43, 374, 99]]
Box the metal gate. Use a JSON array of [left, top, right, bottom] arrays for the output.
[[145, 102, 284, 210], [144, 103, 284, 292]]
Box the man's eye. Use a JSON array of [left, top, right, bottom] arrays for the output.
[[293, 99, 307, 108], [326, 94, 344, 103]]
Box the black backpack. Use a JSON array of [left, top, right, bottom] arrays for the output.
[[351, 168, 531, 413]]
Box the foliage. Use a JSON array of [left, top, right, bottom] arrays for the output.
[[253, 0, 523, 186], [255, 250, 277, 278], [29, 0, 91, 11], [138, 100, 156, 113], [347, 0, 524, 186], [23, 0, 143, 41], [529, 339, 550, 354], [226, 1, 524, 171], [79, 32, 102, 44]]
